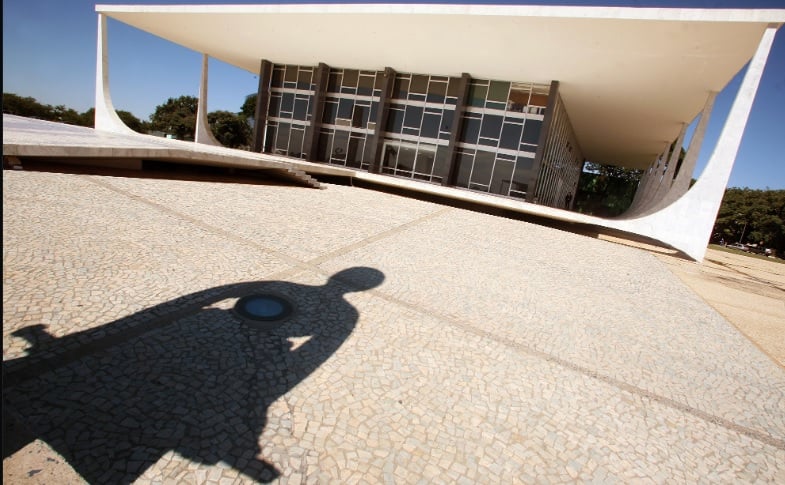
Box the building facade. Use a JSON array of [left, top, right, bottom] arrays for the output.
[[255, 62, 582, 207], [93, 4, 785, 261]]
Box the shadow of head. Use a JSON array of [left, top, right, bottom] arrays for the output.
[[3, 267, 385, 483]]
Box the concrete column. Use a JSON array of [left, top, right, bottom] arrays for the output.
[[671, 91, 717, 197], [367, 67, 396, 174], [633, 123, 687, 217], [441, 73, 472, 186], [526, 80, 560, 201], [635, 145, 669, 214], [304, 63, 330, 161], [626, 158, 657, 215], [94, 14, 135, 134], [195, 54, 222, 146], [635, 91, 717, 217], [610, 26, 778, 262], [663, 123, 687, 188], [252, 60, 273, 153]]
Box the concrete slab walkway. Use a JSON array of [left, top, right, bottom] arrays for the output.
[[3, 169, 784, 483]]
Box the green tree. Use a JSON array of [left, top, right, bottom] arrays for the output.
[[3, 93, 53, 119], [208, 110, 251, 148], [240, 93, 257, 119], [149, 95, 198, 141], [574, 162, 642, 217], [713, 188, 785, 254]]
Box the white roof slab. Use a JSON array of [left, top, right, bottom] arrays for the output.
[[96, 4, 785, 169]]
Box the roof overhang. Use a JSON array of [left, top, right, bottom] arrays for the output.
[[96, 4, 785, 169]]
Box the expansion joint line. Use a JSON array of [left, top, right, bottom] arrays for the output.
[[4, 178, 452, 385], [355, 286, 785, 451]]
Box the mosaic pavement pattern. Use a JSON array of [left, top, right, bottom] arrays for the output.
[[3, 170, 784, 483]]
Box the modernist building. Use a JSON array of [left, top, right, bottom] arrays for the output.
[[93, 4, 785, 261]]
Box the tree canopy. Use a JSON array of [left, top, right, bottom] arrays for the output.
[[574, 161, 642, 217], [149, 95, 198, 141], [2, 93, 147, 133], [713, 188, 785, 254], [207, 110, 251, 149]]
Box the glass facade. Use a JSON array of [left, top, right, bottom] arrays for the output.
[[259, 63, 579, 209], [455, 80, 548, 198]]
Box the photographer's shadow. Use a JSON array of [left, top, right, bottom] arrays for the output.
[[3, 267, 384, 484]]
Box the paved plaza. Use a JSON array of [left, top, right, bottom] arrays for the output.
[[3, 168, 784, 483]]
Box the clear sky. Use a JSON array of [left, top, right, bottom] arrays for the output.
[[3, 0, 785, 189]]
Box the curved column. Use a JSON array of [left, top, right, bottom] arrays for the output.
[[609, 26, 777, 262], [630, 92, 717, 219], [195, 54, 222, 146], [94, 14, 136, 135]]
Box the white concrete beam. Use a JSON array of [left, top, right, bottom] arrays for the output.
[[609, 26, 778, 261], [195, 54, 222, 147], [94, 14, 136, 134]]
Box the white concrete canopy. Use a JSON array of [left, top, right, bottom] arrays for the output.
[[96, 3, 785, 169]]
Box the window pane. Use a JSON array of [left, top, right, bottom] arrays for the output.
[[441, 109, 454, 133], [461, 116, 481, 144], [338, 98, 353, 119], [268, 95, 281, 117], [323, 101, 338, 124], [317, 130, 333, 162], [410, 75, 429, 94], [358, 74, 374, 96], [509, 84, 530, 112], [332, 131, 349, 163], [447, 77, 463, 98], [403, 105, 423, 129], [522, 119, 542, 145], [327, 72, 341, 93], [281, 93, 294, 113], [387, 108, 404, 133], [432, 145, 450, 183], [397, 145, 416, 173], [421, 113, 440, 139], [297, 69, 313, 90], [490, 158, 514, 195], [415, 147, 435, 176], [264, 125, 276, 152], [343, 69, 359, 87], [293, 98, 309, 121], [347, 137, 363, 168], [480, 114, 503, 139], [271, 67, 284, 87], [455, 151, 474, 188], [470, 151, 494, 188], [285, 65, 298, 83], [393, 77, 409, 99], [468, 84, 487, 108], [499, 122, 523, 150], [383, 143, 398, 170], [487, 81, 510, 103], [289, 127, 304, 157], [353, 104, 369, 128], [276, 123, 290, 152]]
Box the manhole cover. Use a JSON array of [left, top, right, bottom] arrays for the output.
[[234, 294, 293, 322]]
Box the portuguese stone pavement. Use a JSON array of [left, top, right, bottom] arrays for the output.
[[3, 169, 784, 483]]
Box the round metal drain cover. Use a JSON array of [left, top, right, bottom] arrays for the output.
[[234, 294, 293, 322]]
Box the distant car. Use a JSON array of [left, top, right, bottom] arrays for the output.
[[727, 243, 748, 252]]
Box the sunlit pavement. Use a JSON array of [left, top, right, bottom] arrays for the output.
[[3, 169, 784, 483]]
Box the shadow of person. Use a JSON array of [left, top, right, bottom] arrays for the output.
[[3, 267, 384, 484]]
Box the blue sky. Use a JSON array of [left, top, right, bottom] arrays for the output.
[[3, 0, 785, 189]]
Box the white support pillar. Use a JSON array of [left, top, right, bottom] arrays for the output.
[[610, 26, 778, 262], [626, 146, 667, 217], [94, 14, 135, 134], [634, 123, 688, 217], [195, 54, 222, 146], [670, 91, 718, 197]]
